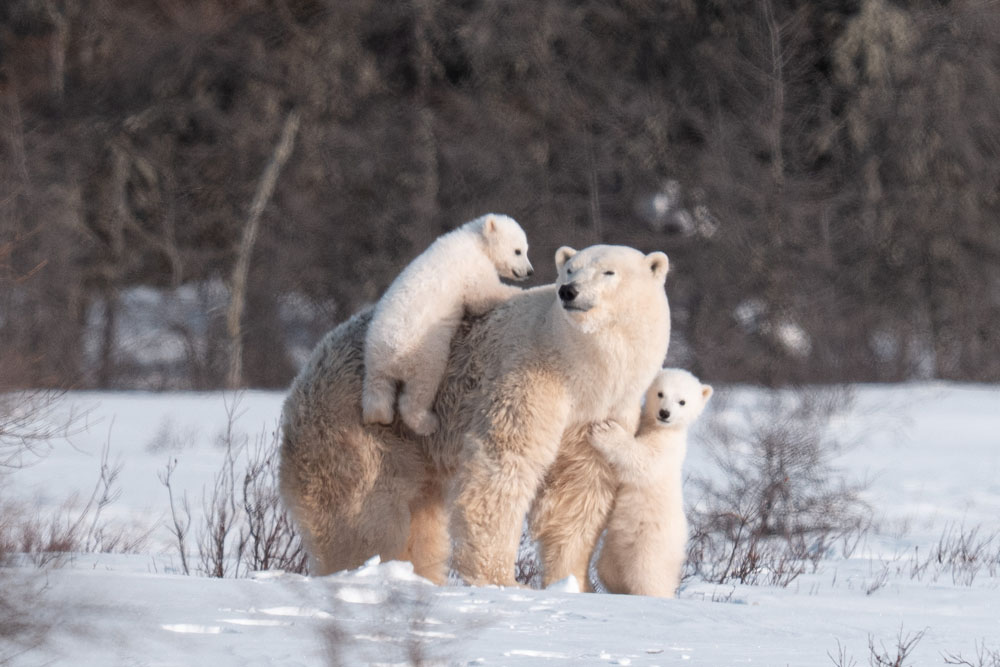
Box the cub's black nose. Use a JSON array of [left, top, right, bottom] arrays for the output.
[[558, 283, 578, 302], [659, 409, 670, 420], [527, 267, 534, 276]]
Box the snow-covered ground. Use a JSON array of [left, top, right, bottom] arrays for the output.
[[3, 383, 999, 666]]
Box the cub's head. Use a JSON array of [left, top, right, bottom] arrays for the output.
[[643, 368, 712, 429], [476, 214, 533, 281], [554, 244, 669, 334]]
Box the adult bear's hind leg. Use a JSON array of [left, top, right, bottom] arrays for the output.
[[280, 421, 424, 577], [299, 484, 414, 577], [397, 478, 450, 584]]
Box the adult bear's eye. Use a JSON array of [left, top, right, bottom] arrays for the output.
[[515, 249, 522, 256], [679, 400, 686, 406], [657, 392, 663, 398], [604, 270, 615, 276]]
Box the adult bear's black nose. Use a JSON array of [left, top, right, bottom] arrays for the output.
[[659, 409, 670, 420], [558, 283, 578, 302]]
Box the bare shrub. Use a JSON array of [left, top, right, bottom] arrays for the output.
[[145, 417, 198, 454], [158, 457, 192, 575], [863, 559, 893, 597], [830, 628, 926, 667], [0, 439, 142, 664], [1, 443, 150, 567], [160, 394, 306, 577], [828, 638, 858, 667], [686, 387, 872, 587], [907, 524, 1000, 587], [0, 383, 113, 562], [944, 640, 1000, 667], [198, 431, 243, 578], [867, 627, 925, 667], [0, 344, 127, 663], [0, 390, 85, 470], [240, 430, 307, 574]]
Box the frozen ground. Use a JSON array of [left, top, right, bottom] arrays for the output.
[[3, 383, 999, 666]]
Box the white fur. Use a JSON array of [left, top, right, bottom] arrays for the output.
[[590, 368, 713, 598], [527, 245, 672, 589], [280, 243, 671, 585], [449, 244, 672, 586], [362, 214, 532, 435]]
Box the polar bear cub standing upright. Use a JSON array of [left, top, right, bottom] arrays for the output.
[[590, 368, 713, 598], [362, 213, 533, 436]]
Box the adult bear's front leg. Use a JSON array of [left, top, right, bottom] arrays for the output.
[[449, 374, 569, 587]]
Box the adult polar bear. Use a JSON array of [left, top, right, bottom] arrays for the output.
[[279, 244, 670, 587]]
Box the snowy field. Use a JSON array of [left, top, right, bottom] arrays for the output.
[[3, 383, 1000, 666]]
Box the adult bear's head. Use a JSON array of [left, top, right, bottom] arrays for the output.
[[553, 244, 669, 335]]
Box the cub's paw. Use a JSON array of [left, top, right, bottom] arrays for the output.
[[362, 396, 395, 426], [402, 409, 440, 437], [588, 420, 629, 447]]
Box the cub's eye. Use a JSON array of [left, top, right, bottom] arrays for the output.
[[515, 249, 522, 256], [657, 392, 663, 398], [604, 270, 615, 276], [567, 268, 573, 275], [679, 400, 686, 406]]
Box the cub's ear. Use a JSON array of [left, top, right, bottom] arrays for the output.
[[483, 214, 498, 235], [701, 384, 714, 402], [555, 246, 577, 270], [646, 251, 669, 282]]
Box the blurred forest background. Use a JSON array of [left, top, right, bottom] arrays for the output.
[[1, 0, 998, 391]]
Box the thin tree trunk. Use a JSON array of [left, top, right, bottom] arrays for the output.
[[49, 9, 67, 101], [587, 136, 602, 242], [410, 0, 439, 250], [763, 0, 785, 188], [5, 92, 31, 185], [226, 109, 300, 390], [97, 288, 118, 388], [97, 142, 130, 388]]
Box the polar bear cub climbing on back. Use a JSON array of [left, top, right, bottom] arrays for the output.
[[362, 213, 532, 435], [590, 367, 713, 598]]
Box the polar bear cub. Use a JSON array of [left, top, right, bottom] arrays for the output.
[[362, 213, 532, 435], [589, 368, 713, 598]]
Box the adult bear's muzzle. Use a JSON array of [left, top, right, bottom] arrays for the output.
[[558, 283, 579, 303]]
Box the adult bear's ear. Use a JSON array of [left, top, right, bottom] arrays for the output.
[[702, 384, 713, 403], [646, 251, 669, 282], [555, 246, 577, 270]]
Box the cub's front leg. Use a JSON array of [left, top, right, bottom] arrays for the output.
[[588, 420, 648, 483], [464, 278, 523, 317]]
